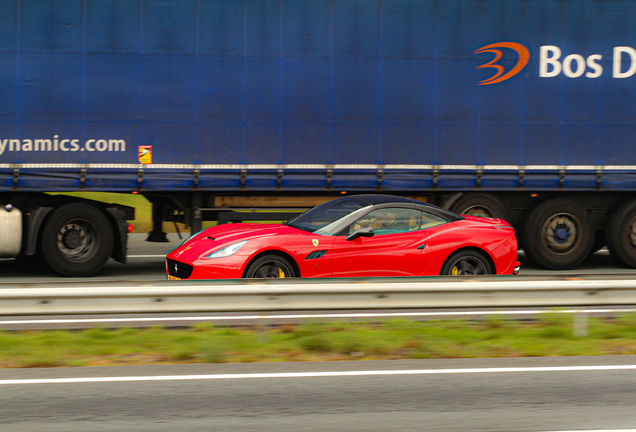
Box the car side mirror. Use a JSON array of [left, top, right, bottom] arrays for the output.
[[346, 227, 374, 241]]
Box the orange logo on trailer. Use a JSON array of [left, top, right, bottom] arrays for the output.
[[138, 145, 152, 164], [474, 42, 530, 85]]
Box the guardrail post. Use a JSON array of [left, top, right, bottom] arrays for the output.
[[258, 312, 270, 343], [573, 310, 588, 337]]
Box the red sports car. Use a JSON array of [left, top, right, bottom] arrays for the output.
[[166, 195, 520, 280]]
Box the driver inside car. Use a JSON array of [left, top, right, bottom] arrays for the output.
[[376, 209, 409, 233]]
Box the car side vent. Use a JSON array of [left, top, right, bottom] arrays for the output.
[[166, 258, 194, 279], [306, 250, 328, 260]]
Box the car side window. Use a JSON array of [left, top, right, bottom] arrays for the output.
[[349, 208, 420, 235], [349, 208, 447, 235], [419, 211, 447, 229]]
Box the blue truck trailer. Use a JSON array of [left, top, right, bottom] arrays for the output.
[[2, 0, 636, 276]]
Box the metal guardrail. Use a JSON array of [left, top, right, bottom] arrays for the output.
[[1, 278, 636, 316]]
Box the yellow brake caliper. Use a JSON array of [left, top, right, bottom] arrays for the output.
[[278, 267, 286, 278], [451, 266, 458, 276]]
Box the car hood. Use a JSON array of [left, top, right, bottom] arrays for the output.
[[201, 223, 294, 242], [171, 223, 300, 260]]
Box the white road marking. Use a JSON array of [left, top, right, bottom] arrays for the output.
[[2, 365, 636, 385], [128, 255, 166, 258], [2, 308, 635, 326]]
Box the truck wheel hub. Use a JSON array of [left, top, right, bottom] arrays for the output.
[[62, 229, 84, 249], [555, 226, 570, 242], [544, 214, 577, 251], [57, 222, 89, 256]]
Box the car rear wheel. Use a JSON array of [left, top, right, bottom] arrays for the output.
[[245, 254, 297, 278], [441, 250, 493, 276]]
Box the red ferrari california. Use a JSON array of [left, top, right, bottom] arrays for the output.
[[166, 195, 519, 280]]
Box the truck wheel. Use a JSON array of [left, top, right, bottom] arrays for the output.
[[449, 193, 507, 220], [520, 198, 593, 269], [40, 203, 114, 277], [605, 198, 636, 268]]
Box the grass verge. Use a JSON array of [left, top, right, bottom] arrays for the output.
[[2, 314, 636, 368]]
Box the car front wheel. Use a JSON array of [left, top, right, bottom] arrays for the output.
[[244, 254, 297, 278]]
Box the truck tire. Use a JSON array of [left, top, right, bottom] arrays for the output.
[[520, 198, 593, 270], [449, 193, 507, 220], [605, 198, 636, 268], [40, 203, 114, 277]]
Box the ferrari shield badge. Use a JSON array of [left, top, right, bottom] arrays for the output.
[[312, 239, 319, 247]]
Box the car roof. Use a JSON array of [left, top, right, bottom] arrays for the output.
[[332, 194, 464, 221], [340, 194, 423, 206]]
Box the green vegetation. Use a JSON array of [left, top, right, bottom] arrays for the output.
[[48, 192, 294, 233], [48, 192, 205, 233], [2, 314, 636, 368], [49, 192, 156, 232]]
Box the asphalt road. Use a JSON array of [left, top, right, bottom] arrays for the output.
[[0, 233, 179, 284], [2, 233, 636, 284], [2, 356, 636, 432], [3, 239, 636, 432]]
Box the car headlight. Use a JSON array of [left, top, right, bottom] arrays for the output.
[[205, 240, 248, 259]]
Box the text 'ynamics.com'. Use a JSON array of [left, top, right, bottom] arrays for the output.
[[0, 136, 126, 156]]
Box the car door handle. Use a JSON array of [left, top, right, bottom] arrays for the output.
[[417, 243, 427, 250]]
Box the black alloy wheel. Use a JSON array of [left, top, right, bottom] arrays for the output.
[[441, 250, 493, 276], [245, 254, 297, 278]]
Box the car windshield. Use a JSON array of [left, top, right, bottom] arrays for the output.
[[285, 197, 372, 234]]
